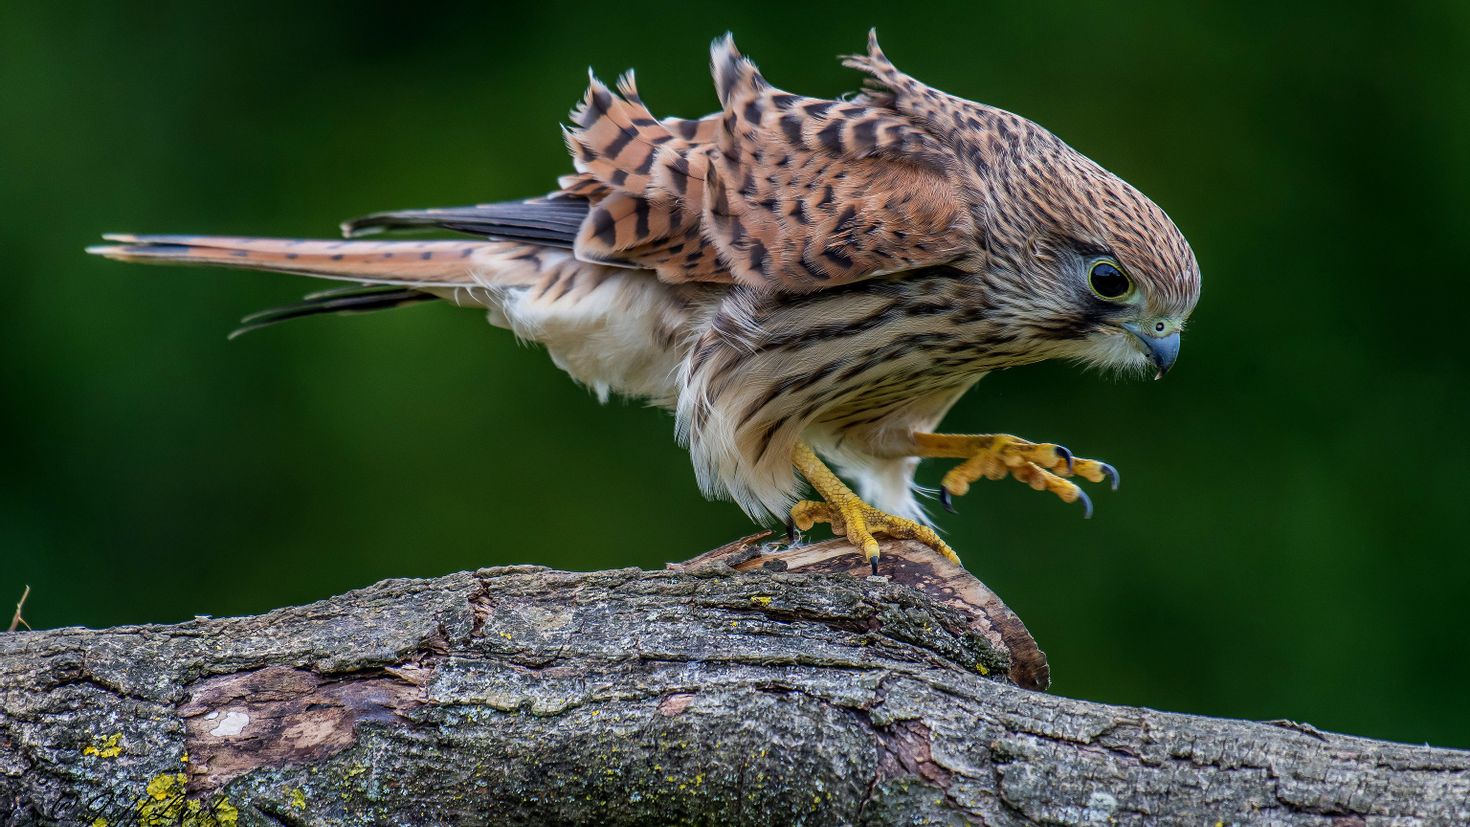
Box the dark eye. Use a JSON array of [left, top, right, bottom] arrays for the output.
[[1088, 259, 1133, 300]]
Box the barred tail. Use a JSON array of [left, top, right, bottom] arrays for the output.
[[88, 234, 499, 337], [86, 234, 488, 287]]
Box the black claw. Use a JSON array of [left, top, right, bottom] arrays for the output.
[[870, 557, 880, 576], [1101, 463, 1120, 491], [1076, 487, 1094, 519], [1055, 444, 1075, 473], [939, 487, 956, 513], [785, 520, 799, 545]]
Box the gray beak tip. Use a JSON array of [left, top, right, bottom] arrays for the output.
[[1126, 325, 1181, 380]]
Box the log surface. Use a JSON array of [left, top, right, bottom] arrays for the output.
[[2, 539, 1467, 826]]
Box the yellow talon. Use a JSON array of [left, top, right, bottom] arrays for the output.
[[915, 432, 1118, 517], [790, 442, 960, 569]]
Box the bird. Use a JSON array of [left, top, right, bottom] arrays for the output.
[[89, 32, 1200, 574]]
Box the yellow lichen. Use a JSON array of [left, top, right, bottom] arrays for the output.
[[974, 662, 990, 676], [136, 772, 238, 827], [144, 773, 181, 802], [82, 733, 123, 759], [344, 762, 368, 779], [91, 819, 108, 827], [749, 596, 772, 607], [499, 631, 513, 640], [212, 800, 240, 826], [289, 787, 307, 810]]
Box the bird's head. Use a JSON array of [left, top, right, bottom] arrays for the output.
[[974, 122, 1201, 380], [843, 30, 1198, 379]]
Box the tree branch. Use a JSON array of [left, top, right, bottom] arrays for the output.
[[2, 537, 1466, 825]]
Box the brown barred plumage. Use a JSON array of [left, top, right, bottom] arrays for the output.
[[90, 31, 1200, 551]]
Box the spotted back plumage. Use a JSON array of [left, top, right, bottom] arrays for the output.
[[561, 35, 971, 292]]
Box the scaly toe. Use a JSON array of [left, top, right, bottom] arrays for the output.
[[861, 509, 961, 565], [1068, 456, 1117, 486], [801, 500, 962, 566], [789, 500, 838, 534]]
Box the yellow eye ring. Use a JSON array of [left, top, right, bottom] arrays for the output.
[[1088, 258, 1134, 301]]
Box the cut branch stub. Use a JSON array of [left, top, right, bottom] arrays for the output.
[[673, 534, 1049, 690]]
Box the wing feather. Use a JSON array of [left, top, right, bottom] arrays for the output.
[[558, 34, 973, 292], [340, 33, 976, 293], [342, 199, 588, 248]]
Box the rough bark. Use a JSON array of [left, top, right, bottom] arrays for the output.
[[1, 536, 1467, 826]]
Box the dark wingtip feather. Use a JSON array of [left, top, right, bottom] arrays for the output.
[[340, 199, 589, 248], [228, 286, 438, 340]]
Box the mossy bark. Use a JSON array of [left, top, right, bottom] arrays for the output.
[[2, 538, 1467, 826]]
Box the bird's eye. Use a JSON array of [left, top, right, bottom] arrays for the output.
[[1088, 259, 1134, 301]]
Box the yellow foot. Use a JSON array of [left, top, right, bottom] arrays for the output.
[[790, 440, 961, 573], [788, 498, 961, 573], [914, 433, 1119, 518]]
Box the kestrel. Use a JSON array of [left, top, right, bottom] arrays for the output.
[[90, 33, 1200, 573]]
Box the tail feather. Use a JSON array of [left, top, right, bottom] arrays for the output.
[[87, 234, 488, 288]]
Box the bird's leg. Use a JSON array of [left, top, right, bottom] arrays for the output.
[[913, 433, 1119, 517], [789, 441, 961, 572]]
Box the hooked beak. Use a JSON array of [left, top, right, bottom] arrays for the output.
[[1123, 323, 1181, 380]]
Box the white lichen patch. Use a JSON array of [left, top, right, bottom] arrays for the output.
[[208, 709, 251, 737]]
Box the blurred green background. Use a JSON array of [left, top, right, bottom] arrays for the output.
[[4, 2, 1468, 748]]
